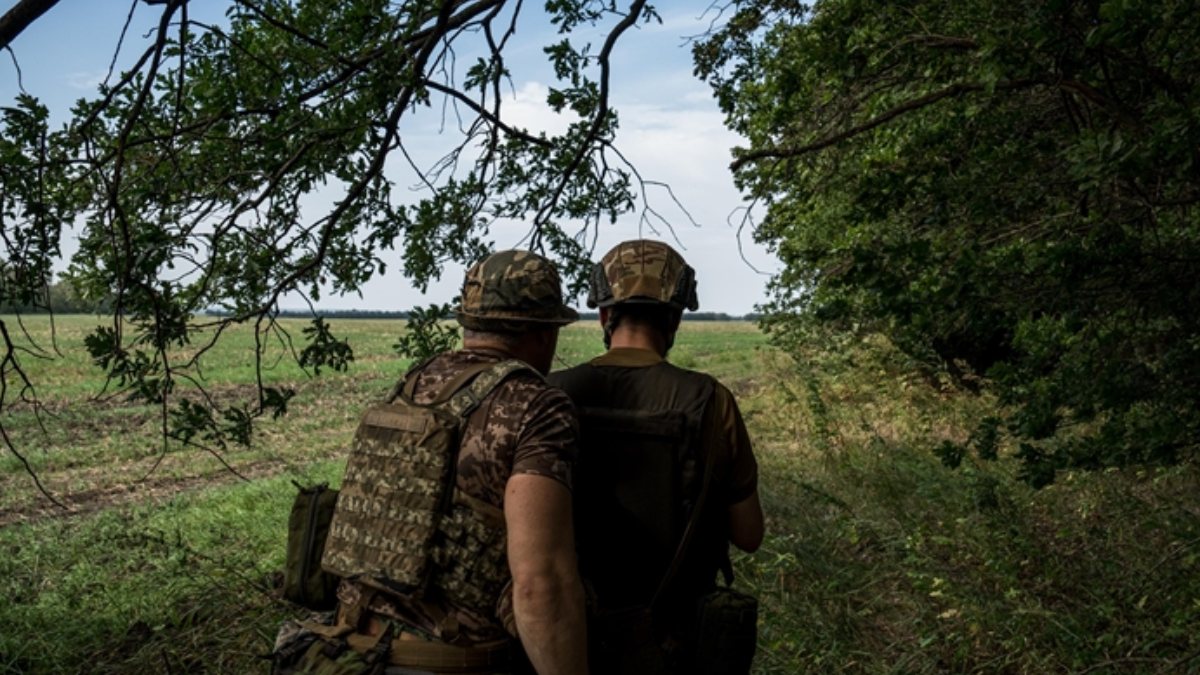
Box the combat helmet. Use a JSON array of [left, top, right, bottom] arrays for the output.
[[457, 249, 579, 331], [587, 239, 699, 311]]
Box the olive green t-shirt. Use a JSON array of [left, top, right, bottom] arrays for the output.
[[585, 347, 759, 504]]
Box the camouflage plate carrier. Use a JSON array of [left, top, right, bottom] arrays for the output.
[[322, 358, 534, 623]]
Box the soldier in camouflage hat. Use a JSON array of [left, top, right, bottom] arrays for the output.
[[458, 249, 580, 334], [584, 239, 697, 351], [279, 250, 588, 675], [550, 239, 764, 675]]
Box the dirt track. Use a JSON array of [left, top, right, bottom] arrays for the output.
[[0, 449, 347, 528]]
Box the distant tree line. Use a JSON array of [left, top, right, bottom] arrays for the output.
[[0, 279, 111, 314], [196, 309, 762, 321], [579, 311, 756, 322], [3, 302, 763, 321]]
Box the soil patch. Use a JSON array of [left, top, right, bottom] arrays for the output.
[[0, 450, 342, 528]]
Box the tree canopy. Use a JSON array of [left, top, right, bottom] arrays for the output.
[[696, 0, 1200, 484], [6, 0, 1199, 495], [1, 0, 663, 499]]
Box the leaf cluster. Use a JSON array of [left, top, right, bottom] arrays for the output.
[[698, 0, 1200, 484], [392, 302, 460, 362], [1, 0, 660, 496]]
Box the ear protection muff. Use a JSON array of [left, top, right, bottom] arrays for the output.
[[586, 262, 613, 309], [672, 264, 699, 311]]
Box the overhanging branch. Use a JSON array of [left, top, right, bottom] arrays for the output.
[[730, 78, 1043, 171], [0, 0, 62, 51]]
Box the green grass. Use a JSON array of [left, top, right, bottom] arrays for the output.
[[0, 462, 341, 673], [735, 337, 1200, 674], [2, 316, 1198, 673]]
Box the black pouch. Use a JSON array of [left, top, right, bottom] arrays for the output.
[[283, 482, 340, 610], [589, 605, 671, 675], [691, 587, 758, 675]]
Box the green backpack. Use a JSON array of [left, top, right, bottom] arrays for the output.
[[283, 481, 340, 610]]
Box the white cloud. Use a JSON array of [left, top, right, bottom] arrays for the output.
[[503, 81, 572, 136], [66, 71, 105, 91]]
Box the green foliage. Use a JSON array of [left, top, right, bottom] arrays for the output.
[[299, 317, 354, 375], [0, 95, 77, 312], [738, 332, 1200, 673], [6, 322, 1198, 673], [1, 0, 662, 463], [392, 303, 460, 362], [697, 0, 1200, 484]]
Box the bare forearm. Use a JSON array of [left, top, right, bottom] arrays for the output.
[[513, 569, 588, 675], [505, 474, 589, 674]]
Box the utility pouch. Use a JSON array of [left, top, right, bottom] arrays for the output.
[[283, 482, 341, 610], [589, 605, 670, 675], [691, 587, 758, 675]]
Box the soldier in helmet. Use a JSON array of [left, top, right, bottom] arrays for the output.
[[549, 239, 763, 675], [289, 250, 589, 675]]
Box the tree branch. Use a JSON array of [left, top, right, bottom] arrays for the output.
[[421, 78, 551, 148], [730, 79, 1042, 170], [533, 0, 648, 232], [0, 0, 62, 51]]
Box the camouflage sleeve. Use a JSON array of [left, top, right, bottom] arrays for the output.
[[708, 383, 759, 504], [511, 384, 578, 492]]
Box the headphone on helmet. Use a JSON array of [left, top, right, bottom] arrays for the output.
[[586, 260, 699, 311]]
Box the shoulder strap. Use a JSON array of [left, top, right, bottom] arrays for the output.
[[431, 361, 499, 405], [650, 397, 721, 613], [389, 356, 534, 409], [441, 359, 536, 419], [385, 354, 440, 403]]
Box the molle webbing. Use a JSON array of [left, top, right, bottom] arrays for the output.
[[432, 493, 510, 619], [321, 359, 530, 600]]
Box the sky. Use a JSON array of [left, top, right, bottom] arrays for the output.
[[0, 1, 779, 314]]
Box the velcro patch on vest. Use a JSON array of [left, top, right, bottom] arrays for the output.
[[361, 408, 428, 434]]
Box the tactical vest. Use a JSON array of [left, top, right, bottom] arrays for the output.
[[549, 360, 721, 613], [322, 359, 532, 625]]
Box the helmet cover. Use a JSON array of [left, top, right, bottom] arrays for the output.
[[457, 250, 579, 331], [587, 239, 699, 311]]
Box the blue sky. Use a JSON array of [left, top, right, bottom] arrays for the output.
[[1, 1, 778, 314]]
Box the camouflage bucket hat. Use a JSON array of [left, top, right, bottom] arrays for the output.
[[587, 239, 699, 311], [457, 250, 580, 331]]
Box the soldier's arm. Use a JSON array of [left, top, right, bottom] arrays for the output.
[[714, 384, 765, 552], [729, 490, 764, 552], [505, 473, 589, 675]]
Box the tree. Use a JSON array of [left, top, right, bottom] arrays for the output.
[[696, 0, 1200, 485], [0, 0, 661, 501]]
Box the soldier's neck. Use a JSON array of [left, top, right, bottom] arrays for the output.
[[608, 325, 670, 357], [464, 335, 553, 375]]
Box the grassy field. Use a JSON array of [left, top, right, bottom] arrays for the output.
[[1, 316, 1198, 673]]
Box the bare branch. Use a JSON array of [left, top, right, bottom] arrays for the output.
[[422, 78, 551, 148], [731, 79, 1043, 170], [0, 319, 66, 508], [0, 0, 62, 51]]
